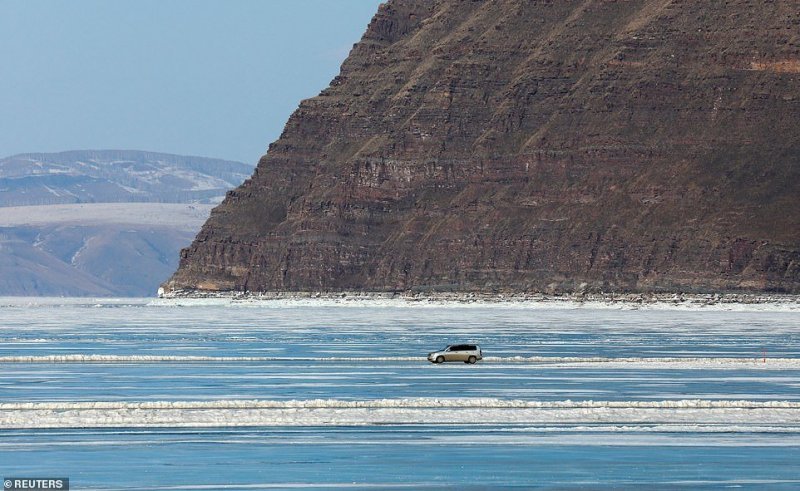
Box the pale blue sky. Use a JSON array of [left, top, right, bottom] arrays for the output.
[[0, 0, 383, 164]]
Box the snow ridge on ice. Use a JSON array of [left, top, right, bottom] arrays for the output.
[[3, 398, 799, 410], [2, 354, 798, 369], [2, 398, 799, 429]]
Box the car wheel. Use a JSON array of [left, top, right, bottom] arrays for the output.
[[436, 356, 444, 364], [468, 356, 477, 364]]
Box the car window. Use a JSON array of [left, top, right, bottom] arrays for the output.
[[442, 345, 478, 352]]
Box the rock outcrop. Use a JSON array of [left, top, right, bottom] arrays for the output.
[[165, 0, 800, 294]]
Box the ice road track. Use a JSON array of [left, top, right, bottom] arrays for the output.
[[2, 354, 799, 369], [2, 398, 799, 429]]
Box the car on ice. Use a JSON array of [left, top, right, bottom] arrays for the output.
[[427, 344, 482, 364]]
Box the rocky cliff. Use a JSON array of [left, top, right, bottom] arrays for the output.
[[165, 0, 800, 294]]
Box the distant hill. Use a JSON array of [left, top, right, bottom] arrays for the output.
[[0, 150, 252, 206], [0, 151, 253, 296]]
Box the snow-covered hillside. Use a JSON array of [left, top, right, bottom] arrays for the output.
[[0, 203, 215, 227], [0, 150, 252, 296], [0, 150, 253, 206]]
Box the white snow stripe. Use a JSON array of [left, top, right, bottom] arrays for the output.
[[2, 398, 800, 410], [1, 398, 799, 429], [484, 356, 800, 365], [0, 355, 423, 363], [1, 354, 798, 368]]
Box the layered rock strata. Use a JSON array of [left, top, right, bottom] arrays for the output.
[[166, 0, 800, 294]]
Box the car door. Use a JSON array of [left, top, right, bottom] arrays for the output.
[[442, 346, 453, 361], [448, 345, 466, 362]]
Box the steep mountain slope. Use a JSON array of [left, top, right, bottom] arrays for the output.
[[0, 223, 202, 297], [166, 0, 800, 294], [0, 204, 213, 296], [0, 151, 250, 296]]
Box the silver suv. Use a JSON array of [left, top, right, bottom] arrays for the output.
[[428, 344, 482, 364]]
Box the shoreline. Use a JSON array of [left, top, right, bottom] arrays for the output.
[[157, 289, 800, 310]]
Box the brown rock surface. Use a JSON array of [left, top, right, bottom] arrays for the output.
[[165, 0, 800, 294]]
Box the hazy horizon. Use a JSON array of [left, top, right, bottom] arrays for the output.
[[0, 0, 383, 164]]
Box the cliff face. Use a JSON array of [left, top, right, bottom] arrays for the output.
[[165, 0, 800, 294]]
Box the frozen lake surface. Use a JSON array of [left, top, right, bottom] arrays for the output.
[[1, 297, 799, 489]]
